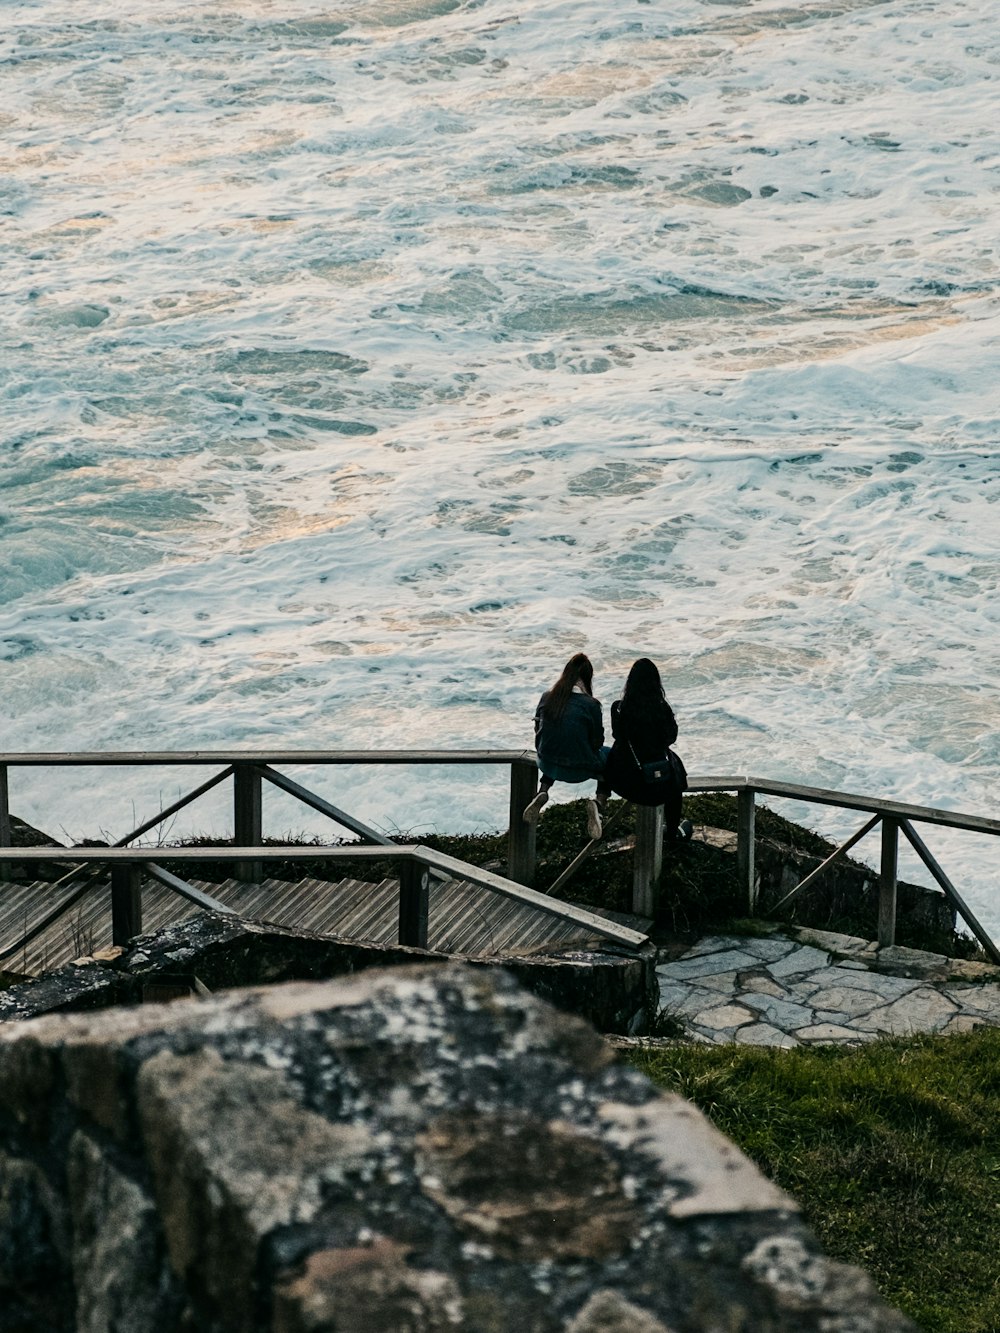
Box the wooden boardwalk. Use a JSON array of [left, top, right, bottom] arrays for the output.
[[1, 875, 621, 977]]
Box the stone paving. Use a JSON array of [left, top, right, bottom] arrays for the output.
[[656, 926, 1000, 1047]]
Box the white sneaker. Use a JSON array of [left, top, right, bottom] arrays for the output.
[[522, 790, 549, 825], [586, 799, 603, 841]]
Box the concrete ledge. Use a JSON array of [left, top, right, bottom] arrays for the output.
[[0, 963, 915, 1331], [0, 912, 657, 1036]]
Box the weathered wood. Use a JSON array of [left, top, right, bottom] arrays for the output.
[[737, 787, 756, 912], [543, 803, 629, 899], [632, 805, 664, 918], [0, 876, 97, 966], [233, 762, 263, 884], [879, 817, 899, 947], [111, 864, 143, 946], [413, 846, 652, 952], [114, 766, 235, 848], [4, 845, 418, 864], [770, 813, 882, 913], [257, 765, 392, 846], [0, 843, 652, 953], [507, 759, 539, 886], [398, 859, 430, 949], [900, 820, 1000, 965], [145, 863, 236, 916], [0, 749, 534, 768], [0, 764, 10, 884], [743, 776, 1000, 839]]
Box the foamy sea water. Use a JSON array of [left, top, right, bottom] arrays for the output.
[[2, 1, 998, 927]]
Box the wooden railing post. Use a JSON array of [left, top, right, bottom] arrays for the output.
[[399, 858, 429, 949], [633, 805, 664, 917], [879, 816, 898, 947], [737, 786, 756, 912], [233, 762, 263, 884], [507, 759, 538, 887], [0, 764, 10, 884], [111, 863, 143, 946]]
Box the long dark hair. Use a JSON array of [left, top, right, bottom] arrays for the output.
[[544, 652, 594, 719], [620, 657, 665, 716]]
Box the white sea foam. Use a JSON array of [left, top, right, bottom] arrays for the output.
[[1, 0, 998, 928]]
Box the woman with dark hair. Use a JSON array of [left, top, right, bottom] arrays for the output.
[[523, 652, 612, 840], [606, 658, 692, 840]]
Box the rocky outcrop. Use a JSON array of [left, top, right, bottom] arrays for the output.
[[1, 816, 70, 883], [0, 963, 914, 1332], [0, 913, 656, 1037], [755, 834, 955, 939], [698, 827, 956, 942]]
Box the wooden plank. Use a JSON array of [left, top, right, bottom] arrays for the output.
[[414, 848, 651, 952], [399, 861, 429, 949], [0, 764, 10, 884], [507, 759, 538, 887], [5, 845, 422, 864], [338, 882, 399, 944], [111, 865, 143, 946], [258, 766, 392, 847], [0, 749, 534, 767], [633, 806, 664, 917], [145, 865, 236, 916], [769, 814, 882, 913], [879, 817, 898, 948], [113, 766, 234, 849], [233, 763, 263, 884], [0, 880, 95, 970], [900, 821, 1000, 966], [744, 776, 1000, 838], [447, 893, 528, 956], [737, 786, 755, 912]]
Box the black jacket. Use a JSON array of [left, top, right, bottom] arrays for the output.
[[605, 697, 682, 810], [534, 690, 606, 781]]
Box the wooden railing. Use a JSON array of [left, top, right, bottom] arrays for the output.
[[1, 754, 998, 962], [688, 776, 1000, 964], [0, 844, 652, 963], [0, 749, 542, 886]]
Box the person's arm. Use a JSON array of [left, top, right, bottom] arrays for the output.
[[610, 700, 624, 740], [589, 697, 605, 751], [662, 701, 678, 749], [533, 694, 546, 743]]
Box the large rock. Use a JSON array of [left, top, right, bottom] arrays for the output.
[[0, 913, 656, 1037], [0, 963, 914, 1332]]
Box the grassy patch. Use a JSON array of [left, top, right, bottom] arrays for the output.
[[629, 1031, 1000, 1333]]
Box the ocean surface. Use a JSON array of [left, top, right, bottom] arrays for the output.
[[2, 1, 998, 928]]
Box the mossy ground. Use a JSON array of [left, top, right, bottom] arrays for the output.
[[629, 1031, 1000, 1333]]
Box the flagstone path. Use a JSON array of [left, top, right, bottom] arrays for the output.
[[655, 926, 1000, 1047]]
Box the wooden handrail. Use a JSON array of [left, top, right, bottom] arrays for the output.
[[2, 756, 992, 836], [0, 749, 535, 767], [3, 754, 997, 955], [738, 776, 1000, 839], [0, 843, 650, 956]]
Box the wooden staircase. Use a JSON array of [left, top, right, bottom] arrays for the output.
[[1, 874, 620, 977]]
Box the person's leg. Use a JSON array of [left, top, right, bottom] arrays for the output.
[[663, 789, 692, 840], [522, 775, 554, 824], [587, 748, 613, 839]]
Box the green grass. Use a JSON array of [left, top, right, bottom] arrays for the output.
[[629, 1031, 1000, 1332]]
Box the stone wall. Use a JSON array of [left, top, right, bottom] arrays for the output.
[[697, 827, 956, 941], [0, 963, 914, 1332], [0, 913, 657, 1037], [754, 836, 956, 939]]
